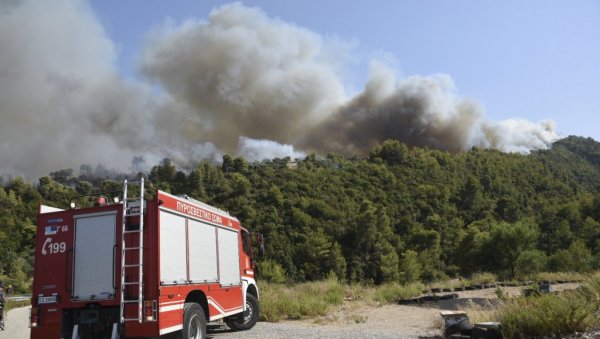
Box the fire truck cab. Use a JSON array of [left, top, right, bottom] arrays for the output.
[[30, 179, 261, 338]]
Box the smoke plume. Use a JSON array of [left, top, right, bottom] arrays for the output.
[[138, 3, 346, 152], [138, 3, 559, 155], [305, 62, 558, 154], [238, 137, 306, 162], [0, 0, 219, 178], [0, 1, 560, 179]]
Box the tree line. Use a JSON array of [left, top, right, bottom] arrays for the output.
[[1, 136, 600, 291]]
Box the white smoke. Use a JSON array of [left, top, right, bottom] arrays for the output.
[[0, 1, 561, 179], [481, 119, 558, 153], [237, 137, 306, 162]]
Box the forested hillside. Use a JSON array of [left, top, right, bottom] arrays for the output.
[[2, 136, 600, 291]]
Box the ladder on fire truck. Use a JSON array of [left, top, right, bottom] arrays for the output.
[[119, 178, 145, 324]]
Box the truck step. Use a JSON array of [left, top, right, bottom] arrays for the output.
[[123, 247, 142, 251], [124, 214, 144, 218], [123, 229, 143, 234], [122, 300, 142, 304], [123, 264, 142, 268], [122, 281, 142, 286]]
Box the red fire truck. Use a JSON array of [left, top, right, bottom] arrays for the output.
[[30, 179, 262, 338]]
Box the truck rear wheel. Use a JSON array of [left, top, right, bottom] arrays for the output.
[[182, 303, 206, 339], [225, 294, 259, 331]]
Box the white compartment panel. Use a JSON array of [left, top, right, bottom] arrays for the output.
[[188, 220, 218, 283], [73, 212, 116, 300], [218, 228, 241, 286], [159, 211, 187, 284]]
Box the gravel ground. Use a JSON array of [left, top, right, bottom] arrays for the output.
[[2, 283, 582, 339], [209, 302, 444, 339], [3, 305, 442, 339], [208, 317, 442, 339]]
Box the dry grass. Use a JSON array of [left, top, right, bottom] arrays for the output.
[[4, 298, 30, 312], [528, 271, 586, 283], [260, 279, 423, 322], [458, 299, 499, 324], [427, 272, 499, 291], [260, 277, 345, 322]]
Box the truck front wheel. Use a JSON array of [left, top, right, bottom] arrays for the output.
[[225, 294, 260, 331], [182, 303, 206, 339]]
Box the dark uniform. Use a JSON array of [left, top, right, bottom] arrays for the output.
[[0, 282, 5, 322]]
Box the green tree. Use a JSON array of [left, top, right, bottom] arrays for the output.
[[515, 250, 547, 277], [257, 259, 286, 283], [486, 221, 538, 276], [400, 250, 422, 283], [547, 241, 591, 272]]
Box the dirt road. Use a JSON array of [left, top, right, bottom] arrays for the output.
[[0, 306, 30, 339]]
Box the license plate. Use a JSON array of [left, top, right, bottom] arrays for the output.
[[38, 296, 57, 304]]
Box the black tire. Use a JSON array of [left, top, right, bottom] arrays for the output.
[[225, 294, 259, 331], [181, 303, 206, 339]]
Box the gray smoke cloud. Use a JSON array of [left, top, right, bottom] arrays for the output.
[[0, 0, 220, 179], [0, 1, 560, 179], [0, 0, 133, 178], [140, 3, 559, 155], [138, 3, 346, 152], [305, 61, 559, 154]]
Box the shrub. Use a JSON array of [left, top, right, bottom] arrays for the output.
[[548, 241, 592, 273], [497, 292, 597, 338], [495, 275, 600, 338], [371, 282, 424, 304], [257, 259, 287, 283], [515, 250, 547, 277], [469, 272, 497, 285]]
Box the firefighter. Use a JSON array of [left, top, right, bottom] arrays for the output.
[[0, 281, 5, 323]]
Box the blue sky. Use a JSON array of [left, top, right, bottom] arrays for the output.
[[89, 0, 600, 141]]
